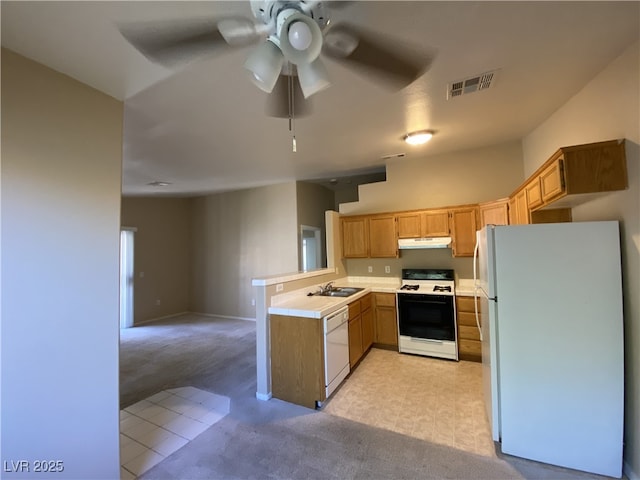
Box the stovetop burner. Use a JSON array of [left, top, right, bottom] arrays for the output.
[[433, 285, 452, 293], [398, 268, 455, 296]]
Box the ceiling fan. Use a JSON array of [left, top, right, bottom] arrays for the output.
[[119, 1, 432, 118]]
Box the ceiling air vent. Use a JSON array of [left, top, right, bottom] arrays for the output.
[[447, 70, 499, 99]]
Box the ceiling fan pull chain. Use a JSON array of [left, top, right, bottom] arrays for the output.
[[287, 65, 297, 153]]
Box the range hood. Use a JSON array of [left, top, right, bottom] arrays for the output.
[[398, 237, 452, 249]]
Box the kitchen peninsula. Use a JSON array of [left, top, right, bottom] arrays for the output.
[[257, 270, 399, 408]]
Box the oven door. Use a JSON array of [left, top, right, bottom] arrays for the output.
[[397, 293, 455, 341]]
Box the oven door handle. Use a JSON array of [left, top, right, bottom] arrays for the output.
[[410, 338, 444, 344]]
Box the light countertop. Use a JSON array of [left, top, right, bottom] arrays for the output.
[[456, 279, 476, 296], [268, 277, 400, 319], [268, 277, 478, 317]]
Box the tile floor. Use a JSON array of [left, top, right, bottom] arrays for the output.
[[323, 348, 496, 457], [120, 386, 230, 479]]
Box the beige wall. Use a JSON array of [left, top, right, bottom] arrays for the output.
[[1, 49, 122, 478], [121, 197, 191, 324], [522, 40, 640, 478], [338, 141, 524, 280], [190, 182, 299, 319], [340, 140, 524, 215], [296, 181, 336, 269]]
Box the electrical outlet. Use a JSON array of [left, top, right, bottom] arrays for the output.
[[155, 299, 161, 306], [385, 266, 391, 274], [139, 271, 145, 278], [276, 283, 284, 292], [251, 298, 256, 306], [367, 266, 373, 273]]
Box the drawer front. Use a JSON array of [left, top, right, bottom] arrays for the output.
[[457, 311, 478, 327], [360, 293, 372, 312], [374, 293, 396, 307], [456, 296, 476, 312], [349, 300, 361, 320], [458, 339, 482, 357], [458, 325, 480, 341]]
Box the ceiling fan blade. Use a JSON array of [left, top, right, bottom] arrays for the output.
[[266, 74, 313, 118], [322, 23, 434, 90], [119, 16, 258, 68]]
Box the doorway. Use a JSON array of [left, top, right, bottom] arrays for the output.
[[119, 228, 135, 329], [301, 225, 322, 271]]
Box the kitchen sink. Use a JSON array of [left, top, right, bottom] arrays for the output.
[[315, 287, 364, 297]]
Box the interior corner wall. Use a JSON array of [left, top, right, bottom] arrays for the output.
[[121, 197, 191, 324], [190, 182, 299, 319], [522, 39, 640, 478], [1, 49, 122, 478], [339, 140, 524, 216], [296, 182, 336, 269]]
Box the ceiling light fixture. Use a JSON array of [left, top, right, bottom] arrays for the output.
[[147, 181, 171, 187], [404, 130, 434, 145], [244, 39, 285, 93]]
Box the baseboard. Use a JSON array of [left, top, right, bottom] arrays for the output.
[[133, 311, 190, 326], [190, 311, 256, 322], [255, 392, 272, 401], [624, 460, 639, 480]]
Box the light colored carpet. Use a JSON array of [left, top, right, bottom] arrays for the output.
[[120, 314, 617, 480]]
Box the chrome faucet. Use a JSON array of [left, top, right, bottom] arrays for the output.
[[320, 281, 334, 294]]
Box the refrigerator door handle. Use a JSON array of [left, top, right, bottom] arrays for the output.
[[473, 234, 484, 341]]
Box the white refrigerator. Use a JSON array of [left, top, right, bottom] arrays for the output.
[[474, 221, 624, 477]]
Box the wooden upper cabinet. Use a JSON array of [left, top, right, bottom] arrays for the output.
[[450, 207, 478, 257], [423, 210, 450, 237], [396, 213, 422, 238], [342, 215, 397, 258], [397, 209, 449, 238], [540, 158, 565, 203], [510, 189, 530, 225], [514, 139, 627, 212], [368, 215, 398, 258], [525, 178, 543, 209], [508, 196, 517, 225], [341, 217, 368, 258], [479, 199, 509, 227]]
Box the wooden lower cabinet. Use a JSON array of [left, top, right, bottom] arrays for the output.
[[349, 294, 373, 368], [373, 293, 398, 348], [270, 314, 324, 408], [456, 296, 482, 362], [361, 297, 374, 351], [348, 315, 363, 367]]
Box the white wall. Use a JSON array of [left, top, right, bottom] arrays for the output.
[[522, 40, 640, 479], [1, 50, 122, 478]]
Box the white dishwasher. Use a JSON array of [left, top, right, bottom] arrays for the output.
[[324, 306, 350, 398]]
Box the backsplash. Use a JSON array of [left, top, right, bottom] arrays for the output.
[[345, 249, 474, 281]]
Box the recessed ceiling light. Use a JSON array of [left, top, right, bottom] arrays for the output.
[[404, 130, 434, 145], [147, 181, 171, 187]]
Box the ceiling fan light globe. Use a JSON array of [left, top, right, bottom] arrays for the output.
[[279, 12, 322, 65], [297, 58, 331, 99], [244, 40, 285, 93], [288, 21, 312, 51]]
